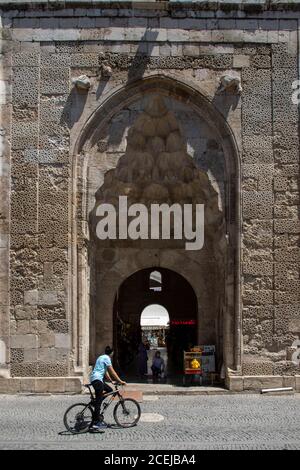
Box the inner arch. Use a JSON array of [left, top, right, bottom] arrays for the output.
[[140, 304, 170, 328]]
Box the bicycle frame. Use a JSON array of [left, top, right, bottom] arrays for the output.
[[85, 384, 124, 414]]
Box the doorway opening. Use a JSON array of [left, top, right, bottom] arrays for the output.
[[140, 304, 169, 378], [113, 267, 198, 383]]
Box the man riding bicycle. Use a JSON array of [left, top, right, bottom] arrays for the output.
[[90, 345, 127, 432]]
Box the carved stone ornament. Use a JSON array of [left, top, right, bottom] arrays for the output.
[[101, 64, 113, 78], [218, 75, 242, 94], [98, 52, 234, 73], [72, 75, 91, 91]]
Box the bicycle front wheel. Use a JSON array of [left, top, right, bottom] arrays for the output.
[[113, 398, 141, 428], [63, 403, 94, 434]]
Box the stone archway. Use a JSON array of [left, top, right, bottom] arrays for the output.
[[113, 267, 198, 379], [71, 75, 241, 384], [89, 94, 226, 364]]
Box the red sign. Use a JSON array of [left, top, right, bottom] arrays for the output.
[[171, 320, 196, 326]]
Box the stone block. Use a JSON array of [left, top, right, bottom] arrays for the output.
[[243, 290, 274, 306], [0, 378, 21, 394], [34, 378, 65, 393], [11, 121, 38, 150], [258, 176, 273, 191], [11, 335, 37, 349], [295, 376, 300, 392], [95, 17, 110, 28], [70, 53, 98, 67], [227, 376, 243, 392], [243, 262, 273, 276], [160, 17, 178, 29], [275, 248, 300, 263], [38, 333, 55, 348], [16, 320, 31, 335], [242, 361, 274, 376], [182, 45, 200, 57], [12, 52, 39, 67], [78, 17, 95, 28], [289, 319, 300, 333], [48, 320, 69, 334], [242, 104, 272, 136], [15, 306, 37, 320], [167, 29, 189, 42], [24, 290, 38, 306], [233, 55, 250, 68], [59, 17, 78, 29], [243, 376, 283, 391], [54, 347, 68, 360], [40, 67, 70, 95], [274, 176, 289, 192], [0, 339, 7, 364], [38, 291, 59, 306], [55, 334, 70, 349], [37, 362, 68, 377], [38, 348, 56, 362], [65, 377, 82, 393], [23, 349, 38, 362], [19, 378, 36, 392], [189, 31, 212, 42], [242, 135, 273, 163], [283, 376, 296, 389], [274, 219, 300, 234], [0, 307, 9, 337], [251, 54, 271, 68], [243, 191, 273, 219], [243, 164, 274, 179], [41, 53, 71, 68]]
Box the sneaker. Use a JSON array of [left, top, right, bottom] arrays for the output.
[[90, 423, 105, 433], [93, 421, 108, 429]]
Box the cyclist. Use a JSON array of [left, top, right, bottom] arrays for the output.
[[90, 345, 127, 431]]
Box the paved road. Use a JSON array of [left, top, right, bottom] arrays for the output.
[[0, 394, 300, 450]]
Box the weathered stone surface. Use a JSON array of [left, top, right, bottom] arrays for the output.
[[65, 377, 82, 393], [24, 290, 38, 306], [12, 67, 39, 108], [296, 376, 300, 392], [10, 335, 37, 349], [0, 378, 21, 394], [227, 376, 243, 392], [0, 2, 299, 393], [55, 334, 70, 349], [40, 67, 70, 95], [34, 378, 65, 393], [243, 376, 283, 391]]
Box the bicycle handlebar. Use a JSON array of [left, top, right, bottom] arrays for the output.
[[112, 382, 124, 388]]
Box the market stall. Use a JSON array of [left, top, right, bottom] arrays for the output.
[[183, 346, 216, 386]]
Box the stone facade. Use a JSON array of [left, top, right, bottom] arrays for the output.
[[0, 1, 299, 392]]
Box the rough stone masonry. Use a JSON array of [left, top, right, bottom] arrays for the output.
[[0, 0, 299, 393]]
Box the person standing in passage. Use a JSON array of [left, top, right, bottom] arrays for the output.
[[138, 338, 149, 379], [151, 350, 165, 382]]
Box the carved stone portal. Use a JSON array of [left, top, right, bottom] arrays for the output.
[[90, 95, 225, 259], [89, 95, 227, 360]]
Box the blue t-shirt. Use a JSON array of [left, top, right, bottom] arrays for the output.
[[90, 354, 112, 382]]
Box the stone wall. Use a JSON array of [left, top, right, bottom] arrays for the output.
[[0, 1, 299, 392]]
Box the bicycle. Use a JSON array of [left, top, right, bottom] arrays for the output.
[[63, 383, 141, 434]]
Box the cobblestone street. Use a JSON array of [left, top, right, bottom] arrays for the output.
[[0, 394, 300, 450]]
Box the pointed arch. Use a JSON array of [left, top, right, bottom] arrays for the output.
[[70, 75, 242, 382]]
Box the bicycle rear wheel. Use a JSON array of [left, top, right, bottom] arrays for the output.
[[113, 398, 141, 428], [63, 403, 94, 434]]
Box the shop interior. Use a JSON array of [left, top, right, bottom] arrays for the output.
[[113, 268, 220, 386]]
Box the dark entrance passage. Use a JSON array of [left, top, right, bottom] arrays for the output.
[[113, 268, 198, 383]]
